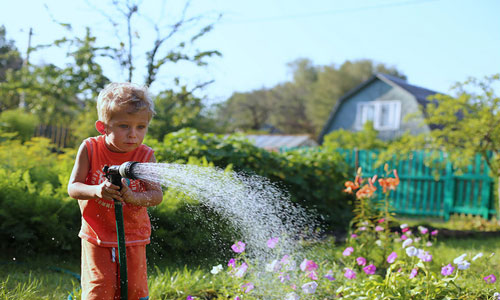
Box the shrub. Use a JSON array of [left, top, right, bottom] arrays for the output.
[[147, 128, 352, 230]]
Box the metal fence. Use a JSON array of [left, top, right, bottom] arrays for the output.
[[339, 149, 496, 220], [280, 147, 496, 220]]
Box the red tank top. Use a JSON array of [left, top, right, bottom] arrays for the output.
[[78, 135, 155, 247]]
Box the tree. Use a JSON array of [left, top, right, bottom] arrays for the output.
[[216, 89, 273, 132], [85, 0, 221, 89], [381, 74, 500, 211], [0, 26, 23, 82], [0, 26, 23, 112], [217, 58, 406, 136]]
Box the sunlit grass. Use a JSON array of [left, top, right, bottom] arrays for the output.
[[2, 235, 500, 299]]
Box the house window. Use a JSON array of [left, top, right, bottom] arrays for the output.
[[357, 101, 401, 130]]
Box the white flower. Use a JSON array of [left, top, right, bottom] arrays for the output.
[[301, 281, 318, 294], [400, 223, 408, 229], [453, 253, 467, 265], [285, 292, 300, 300], [375, 240, 383, 247], [210, 264, 223, 275], [265, 259, 281, 272], [402, 238, 413, 248], [493, 292, 500, 300], [426, 241, 433, 247], [472, 252, 483, 261], [457, 260, 470, 270], [406, 246, 418, 257]]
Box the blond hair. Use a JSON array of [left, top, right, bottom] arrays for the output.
[[96, 82, 155, 123]]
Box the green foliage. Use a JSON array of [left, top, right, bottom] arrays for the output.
[[0, 25, 23, 84], [148, 128, 352, 230], [0, 109, 38, 142], [0, 138, 80, 256], [323, 121, 387, 150], [381, 74, 500, 177]]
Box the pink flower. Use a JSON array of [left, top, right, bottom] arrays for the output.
[[235, 262, 248, 278], [363, 264, 376, 275], [418, 226, 428, 234], [351, 233, 358, 239], [409, 268, 418, 279], [441, 264, 454, 276], [431, 229, 439, 236], [359, 226, 367, 231], [356, 257, 367, 266], [300, 259, 318, 272], [375, 226, 384, 232], [267, 237, 279, 248], [387, 252, 398, 263], [344, 268, 356, 279], [343, 247, 354, 256], [378, 218, 385, 223], [228, 258, 236, 268], [241, 282, 254, 293], [401, 234, 408, 240], [418, 250, 432, 262], [324, 270, 336, 281], [402, 227, 410, 233], [231, 241, 246, 253], [307, 270, 318, 280], [187, 296, 194, 300], [484, 274, 497, 284]]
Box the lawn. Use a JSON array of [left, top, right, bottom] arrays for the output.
[[2, 231, 500, 300]]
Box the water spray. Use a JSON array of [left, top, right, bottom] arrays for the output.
[[103, 161, 139, 300]]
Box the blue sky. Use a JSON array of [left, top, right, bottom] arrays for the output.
[[1, 0, 499, 103]]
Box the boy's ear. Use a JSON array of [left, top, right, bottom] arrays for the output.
[[95, 121, 107, 135]]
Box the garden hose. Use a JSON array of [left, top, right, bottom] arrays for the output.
[[103, 165, 130, 300]]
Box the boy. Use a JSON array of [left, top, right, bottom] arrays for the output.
[[68, 82, 163, 300]]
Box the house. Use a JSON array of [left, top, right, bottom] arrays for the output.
[[245, 134, 318, 151], [318, 73, 441, 143]]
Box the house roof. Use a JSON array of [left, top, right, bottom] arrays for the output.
[[245, 134, 318, 149], [318, 73, 442, 142]]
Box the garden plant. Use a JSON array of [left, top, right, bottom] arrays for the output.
[[180, 167, 500, 299]]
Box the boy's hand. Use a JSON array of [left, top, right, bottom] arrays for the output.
[[96, 180, 122, 201], [120, 178, 139, 205]]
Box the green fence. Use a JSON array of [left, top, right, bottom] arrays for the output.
[[337, 149, 496, 220]]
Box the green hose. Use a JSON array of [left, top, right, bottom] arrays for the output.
[[104, 165, 128, 300], [114, 200, 128, 300]]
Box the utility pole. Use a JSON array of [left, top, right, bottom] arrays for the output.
[[19, 27, 32, 109]]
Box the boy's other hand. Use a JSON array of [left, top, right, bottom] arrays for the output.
[[120, 178, 137, 205]]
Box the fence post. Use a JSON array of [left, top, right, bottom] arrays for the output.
[[443, 160, 454, 221]]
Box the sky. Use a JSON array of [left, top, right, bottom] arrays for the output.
[[1, 0, 499, 104]]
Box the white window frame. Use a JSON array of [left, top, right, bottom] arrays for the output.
[[356, 100, 401, 131]]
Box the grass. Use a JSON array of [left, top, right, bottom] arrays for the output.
[[0, 258, 80, 300], [2, 234, 500, 299]]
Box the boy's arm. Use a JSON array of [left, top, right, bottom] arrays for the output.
[[119, 155, 163, 207], [67, 142, 121, 201]]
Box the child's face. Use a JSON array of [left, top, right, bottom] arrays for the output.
[[103, 108, 150, 153]]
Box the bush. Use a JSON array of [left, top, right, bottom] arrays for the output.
[[147, 128, 352, 230], [0, 109, 38, 143], [0, 138, 80, 257]]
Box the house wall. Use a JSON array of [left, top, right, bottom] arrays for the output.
[[324, 79, 430, 141]]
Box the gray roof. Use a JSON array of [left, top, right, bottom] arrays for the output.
[[318, 73, 442, 143], [245, 134, 318, 149], [377, 73, 440, 105]]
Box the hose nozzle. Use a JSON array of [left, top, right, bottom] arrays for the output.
[[103, 161, 139, 185]]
